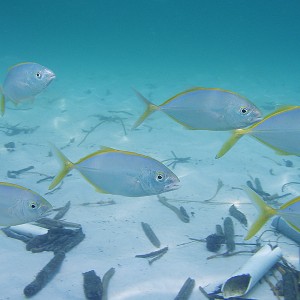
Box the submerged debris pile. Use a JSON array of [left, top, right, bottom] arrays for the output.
[[2, 201, 85, 298]]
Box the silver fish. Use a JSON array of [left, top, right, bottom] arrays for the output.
[[132, 88, 262, 130], [49, 145, 180, 197], [0, 62, 55, 115], [0, 182, 52, 226], [216, 106, 300, 158]]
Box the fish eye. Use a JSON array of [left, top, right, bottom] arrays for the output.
[[36, 72, 42, 78], [156, 172, 165, 182], [29, 201, 37, 209], [240, 107, 248, 114]]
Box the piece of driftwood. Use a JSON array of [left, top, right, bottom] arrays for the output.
[[141, 222, 161, 248], [36, 218, 82, 229], [102, 267, 115, 300], [204, 179, 224, 202], [135, 246, 168, 264], [80, 200, 116, 206], [78, 114, 128, 146], [83, 270, 103, 300], [0, 122, 39, 136], [158, 196, 189, 223], [23, 251, 65, 298], [161, 151, 191, 169], [53, 201, 71, 220], [174, 277, 195, 300], [223, 217, 235, 252], [2, 227, 32, 243], [7, 166, 34, 179], [229, 205, 248, 227]]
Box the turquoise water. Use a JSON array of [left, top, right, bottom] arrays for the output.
[[1, 1, 300, 299]]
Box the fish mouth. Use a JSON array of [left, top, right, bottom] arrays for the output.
[[41, 204, 53, 216], [253, 115, 263, 122], [165, 182, 181, 191]]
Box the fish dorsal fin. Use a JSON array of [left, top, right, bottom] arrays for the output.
[[0, 181, 40, 196], [100, 146, 115, 152], [99, 146, 152, 159], [8, 62, 33, 71], [162, 87, 249, 106], [77, 146, 150, 164]]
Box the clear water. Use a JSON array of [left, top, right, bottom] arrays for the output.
[[0, 1, 300, 299]]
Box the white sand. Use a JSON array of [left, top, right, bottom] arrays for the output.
[[0, 72, 299, 300]]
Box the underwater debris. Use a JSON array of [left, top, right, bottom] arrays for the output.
[[83, 270, 103, 300], [36, 174, 55, 184], [23, 251, 65, 298], [61, 138, 75, 150], [53, 201, 71, 220], [246, 176, 291, 203], [7, 165, 34, 179], [281, 181, 300, 192], [221, 245, 282, 298], [215, 224, 224, 236], [263, 156, 294, 168], [204, 179, 224, 202], [2, 227, 32, 243], [223, 217, 235, 252], [102, 267, 115, 300], [246, 177, 270, 198], [283, 159, 293, 167], [174, 277, 195, 300], [161, 150, 191, 169], [4, 141, 15, 152], [141, 222, 161, 248], [78, 114, 128, 146], [80, 200, 116, 206], [0, 122, 39, 136], [26, 227, 85, 254], [36, 217, 82, 229], [135, 246, 168, 265], [275, 260, 300, 300], [44, 180, 64, 195], [229, 204, 248, 227], [108, 110, 133, 116], [158, 195, 190, 223], [206, 234, 225, 252]]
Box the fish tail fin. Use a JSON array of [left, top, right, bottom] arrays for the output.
[[215, 129, 245, 159], [243, 186, 277, 240], [0, 86, 5, 116], [132, 88, 159, 129], [49, 144, 74, 190]]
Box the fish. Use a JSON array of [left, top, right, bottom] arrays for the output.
[[0, 62, 55, 115], [0, 182, 52, 226], [216, 106, 300, 158], [132, 88, 262, 130], [243, 186, 300, 240], [49, 145, 180, 197]]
